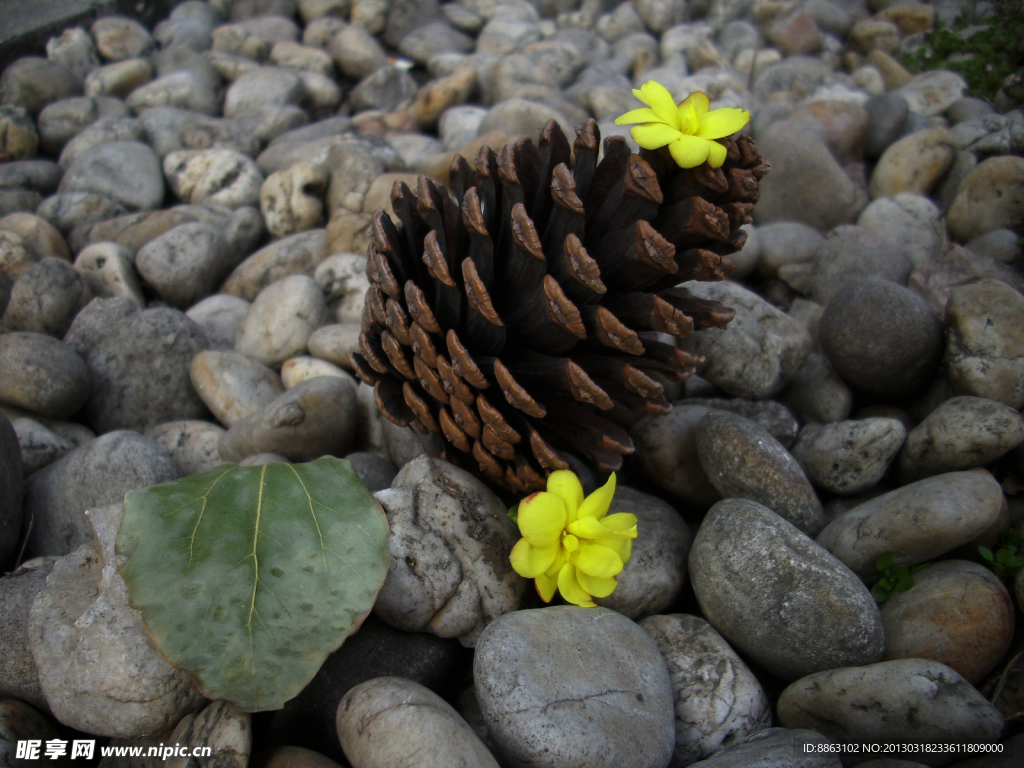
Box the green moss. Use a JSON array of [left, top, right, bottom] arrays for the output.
[[900, 1, 1024, 101]]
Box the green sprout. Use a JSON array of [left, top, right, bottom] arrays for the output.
[[872, 552, 928, 603], [979, 530, 1024, 580]]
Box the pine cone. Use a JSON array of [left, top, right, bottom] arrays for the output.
[[352, 119, 769, 493]]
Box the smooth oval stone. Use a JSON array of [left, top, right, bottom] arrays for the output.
[[144, 420, 226, 476], [677, 280, 812, 399], [235, 275, 328, 367], [23, 430, 181, 558], [306, 323, 360, 370], [0, 332, 90, 418], [163, 148, 263, 209], [685, 397, 800, 448], [91, 16, 154, 61], [816, 471, 1005, 580], [944, 279, 1024, 410], [221, 229, 328, 302], [0, 212, 69, 261], [881, 560, 1014, 685], [189, 349, 284, 427], [820, 278, 944, 400], [218, 375, 357, 463], [166, 701, 250, 768], [474, 606, 675, 768], [689, 498, 884, 682], [0, 57, 80, 115], [185, 294, 251, 350], [777, 659, 1003, 750], [136, 221, 236, 309], [947, 156, 1024, 243], [869, 128, 954, 198], [337, 677, 498, 768], [57, 141, 164, 212], [897, 396, 1024, 482], [57, 115, 145, 170], [593, 487, 690, 619], [64, 298, 210, 434], [373, 457, 522, 646], [809, 225, 913, 306], [631, 405, 720, 508], [792, 418, 906, 496], [857, 193, 944, 267], [780, 352, 854, 425], [696, 411, 824, 536], [280, 356, 352, 389], [640, 614, 771, 766]]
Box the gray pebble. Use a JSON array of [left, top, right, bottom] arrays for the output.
[[864, 92, 909, 158], [685, 397, 800, 448], [218, 374, 357, 462], [163, 148, 264, 209], [631, 405, 720, 509], [29, 543, 205, 738], [344, 451, 396, 492], [222, 228, 328, 301], [125, 71, 220, 116], [897, 396, 1024, 482], [349, 65, 418, 113], [8, 414, 78, 475], [337, 677, 499, 768], [639, 614, 771, 767], [235, 274, 328, 367], [0, 558, 56, 709], [756, 220, 823, 279], [594, 487, 690, 619], [46, 28, 101, 85], [0, 57, 80, 116], [373, 456, 522, 646], [779, 352, 853, 425], [792, 418, 906, 496], [810, 226, 913, 306], [777, 659, 1002, 748], [57, 141, 164, 212], [819, 278, 943, 400], [329, 24, 388, 80], [64, 297, 210, 433], [91, 16, 155, 61], [816, 470, 1005, 580], [474, 606, 675, 768], [144, 420, 227, 476], [0, 331, 90, 418], [3, 257, 90, 336], [36, 96, 130, 156], [677, 280, 811, 400], [689, 497, 884, 681], [696, 411, 824, 536], [23, 430, 181, 558], [185, 293, 251, 349], [136, 222, 236, 309], [856, 193, 944, 267], [73, 242, 146, 306]]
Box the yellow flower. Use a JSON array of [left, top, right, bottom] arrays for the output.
[[615, 81, 751, 169], [509, 471, 637, 608]]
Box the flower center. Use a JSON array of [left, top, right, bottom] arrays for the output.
[[562, 532, 579, 552]]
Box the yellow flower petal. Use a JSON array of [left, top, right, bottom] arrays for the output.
[[678, 91, 710, 119], [614, 107, 662, 126], [668, 134, 710, 168], [557, 563, 595, 607], [544, 547, 567, 577], [509, 539, 557, 578], [696, 107, 750, 140], [636, 81, 681, 130], [577, 472, 616, 520], [604, 536, 632, 564], [535, 571, 558, 602], [517, 491, 567, 546], [571, 541, 623, 578], [679, 98, 700, 135], [577, 571, 618, 598], [706, 139, 727, 169], [630, 123, 682, 150], [600, 513, 639, 537], [546, 470, 584, 521], [566, 516, 613, 539]]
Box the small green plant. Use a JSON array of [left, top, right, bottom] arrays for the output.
[[872, 552, 928, 602], [979, 530, 1024, 580], [900, 2, 1024, 101]]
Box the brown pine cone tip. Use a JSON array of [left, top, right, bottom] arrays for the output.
[[353, 118, 769, 493]]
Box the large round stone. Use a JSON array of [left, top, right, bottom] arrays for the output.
[[474, 606, 675, 768], [820, 278, 943, 400], [57, 141, 164, 212], [689, 498, 884, 681], [0, 332, 90, 419]]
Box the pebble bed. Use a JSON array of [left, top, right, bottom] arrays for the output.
[[0, 0, 1023, 766]]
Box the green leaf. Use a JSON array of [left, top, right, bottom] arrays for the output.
[[871, 582, 891, 602], [876, 552, 893, 572], [117, 457, 391, 712], [895, 575, 914, 592], [996, 548, 1012, 564], [979, 546, 995, 562], [507, 503, 519, 526], [892, 565, 911, 580]]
